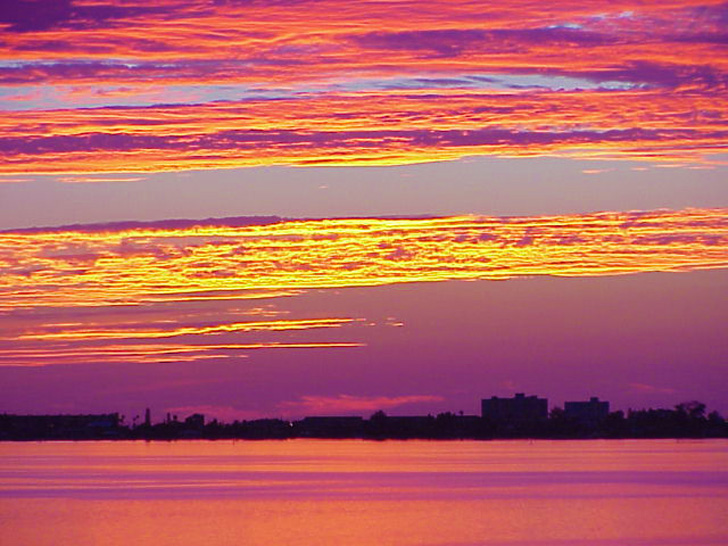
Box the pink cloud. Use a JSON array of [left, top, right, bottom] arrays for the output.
[[582, 168, 614, 175], [0, 177, 34, 183], [628, 382, 677, 395], [278, 394, 445, 416], [57, 176, 148, 183]]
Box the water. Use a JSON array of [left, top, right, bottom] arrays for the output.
[[0, 439, 726, 546]]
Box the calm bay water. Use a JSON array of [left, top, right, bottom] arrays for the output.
[[0, 439, 726, 546]]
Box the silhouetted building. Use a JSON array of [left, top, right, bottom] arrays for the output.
[[184, 413, 205, 428], [237, 419, 292, 439], [1, 401, 726, 441], [0, 413, 121, 440], [564, 397, 610, 426], [380, 416, 434, 438], [481, 393, 548, 425], [297, 416, 364, 438]]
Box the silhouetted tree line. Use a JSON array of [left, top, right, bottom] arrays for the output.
[[0, 401, 726, 441]]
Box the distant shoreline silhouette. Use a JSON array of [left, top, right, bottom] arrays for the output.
[[2, 394, 726, 441]]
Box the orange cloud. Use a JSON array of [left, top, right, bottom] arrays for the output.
[[0, 342, 364, 367], [1, 1, 725, 172], [1, 209, 724, 368], [13, 318, 360, 342], [3, 1, 724, 86], [1, 210, 725, 312], [1, 88, 726, 174]]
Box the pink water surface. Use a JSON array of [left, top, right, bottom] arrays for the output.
[[1, 439, 726, 545]]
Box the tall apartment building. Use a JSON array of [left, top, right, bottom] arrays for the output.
[[481, 393, 548, 424]]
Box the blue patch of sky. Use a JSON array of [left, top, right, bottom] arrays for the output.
[[545, 23, 584, 30], [2, 72, 638, 111], [325, 73, 637, 93], [0, 84, 263, 111]]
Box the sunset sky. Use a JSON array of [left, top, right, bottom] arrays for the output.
[[1, 0, 726, 421]]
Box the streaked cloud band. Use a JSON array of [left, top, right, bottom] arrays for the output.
[[2, 209, 726, 312]]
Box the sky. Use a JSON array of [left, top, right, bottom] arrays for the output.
[[0, 0, 726, 421]]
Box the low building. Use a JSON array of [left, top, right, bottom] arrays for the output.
[[0, 413, 121, 440], [296, 416, 364, 438], [564, 397, 610, 425]]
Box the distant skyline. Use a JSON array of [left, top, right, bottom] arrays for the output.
[[1, 0, 726, 421]]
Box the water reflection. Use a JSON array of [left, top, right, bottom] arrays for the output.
[[1, 440, 726, 545]]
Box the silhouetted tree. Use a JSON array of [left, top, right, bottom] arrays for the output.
[[676, 401, 706, 420], [367, 410, 389, 438]]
